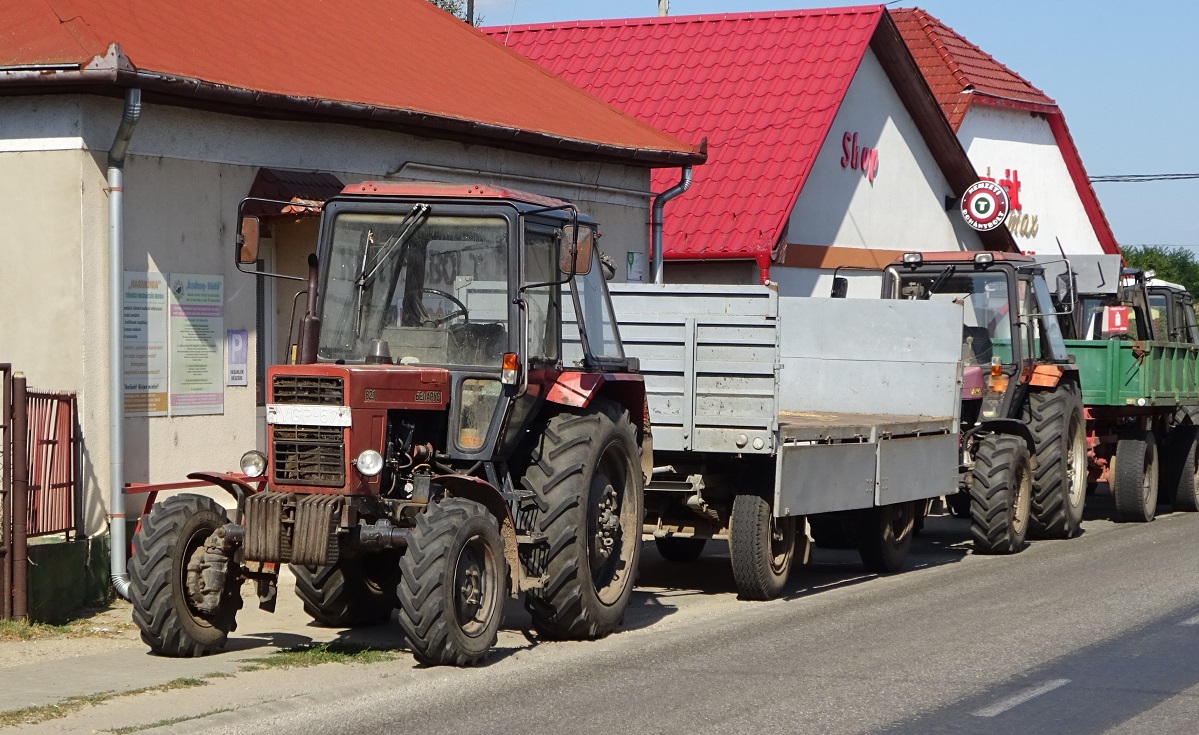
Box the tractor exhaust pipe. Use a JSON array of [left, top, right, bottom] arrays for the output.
[[296, 254, 321, 365], [649, 167, 692, 285], [108, 88, 142, 600]]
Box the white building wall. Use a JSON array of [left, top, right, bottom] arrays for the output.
[[776, 48, 984, 297], [957, 105, 1106, 255], [2, 94, 654, 535]]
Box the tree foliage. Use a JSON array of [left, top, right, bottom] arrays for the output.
[[1122, 245, 1199, 296], [427, 0, 481, 25]]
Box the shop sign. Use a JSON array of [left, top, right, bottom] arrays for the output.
[[840, 132, 879, 182], [981, 167, 1039, 239], [961, 181, 1010, 231]]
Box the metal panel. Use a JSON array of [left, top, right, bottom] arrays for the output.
[[877, 434, 958, 505], [1036, 254, 1123, 296], [776, 297, 962, 418], [774, 442, 877, 516]]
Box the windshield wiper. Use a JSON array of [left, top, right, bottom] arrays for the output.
[[353, 204, 430, 338], [928, 265, 956, 295]]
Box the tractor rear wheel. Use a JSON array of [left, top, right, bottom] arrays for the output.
[[1165, 426, 1199, 512], [291, 551, 400, 627], [729, 494, 798, 600], [1112, 429, 1160, 522], [521, 399, 643, 640], [654, 537, 707, 563], [130, 494, 243, 657], [970, 434, 1032, 554], [397, 497, 506, 666], [1026, 384, 1086, 539], [857, 502, 915, 574]]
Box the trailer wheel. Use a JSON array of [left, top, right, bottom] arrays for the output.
[[291, 552, 400, 627], [1112, 429, 1160, 522], [857, 502, 915, 574], [130, 494, 242, 657], [1165, 426, 1199, 512], [1026, 384, 1086, 539], [730, 494, 797, 600], [654, 537, 707, 563], [521, 399, 643, 640], [397, 497, 505, 666], [970, 434, 1032, 554]]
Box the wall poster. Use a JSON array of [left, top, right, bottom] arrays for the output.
[[168, 274, 225, 416], [122, 272, 169, 416]]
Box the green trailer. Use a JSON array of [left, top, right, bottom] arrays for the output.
[[1044, 255, 1199, 522]]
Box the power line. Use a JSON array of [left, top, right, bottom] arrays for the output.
[[1091, 173, 1199, 183]]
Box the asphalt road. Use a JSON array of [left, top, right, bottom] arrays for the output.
[[203, 496, 1199, 735]]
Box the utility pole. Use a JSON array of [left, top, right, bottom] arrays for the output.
[[658, 0, 669, 16], [467, 0, 475, 25]]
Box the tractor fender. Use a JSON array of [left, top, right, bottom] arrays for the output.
[[545, 371, 650, 469], [185, 472, 263, 505], [433, 474, 522, 595], [964, 419, 1037, 458]]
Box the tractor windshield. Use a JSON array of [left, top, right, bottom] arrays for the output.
[[318, 212, 510, 366], [894, 269, 1015, 365]]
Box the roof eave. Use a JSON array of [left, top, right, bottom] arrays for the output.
[[0, 47, 705, 169]]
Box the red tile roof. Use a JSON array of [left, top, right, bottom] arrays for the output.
[[0, 0, 702, 166], [490, 8, 885, 264], [489, 7, 1015, 266], [892, 8, 1119, 255], [891, 7, 1055, 129]]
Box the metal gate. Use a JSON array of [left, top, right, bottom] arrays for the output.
[[1, 367, 80, 620]]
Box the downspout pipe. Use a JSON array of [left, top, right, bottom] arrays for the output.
[[649, 167, 692, 284], [108, 88, 142, 600]]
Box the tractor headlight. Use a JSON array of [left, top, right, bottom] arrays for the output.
[[240, 450, 267, 478], [355, 449, 384, 477]]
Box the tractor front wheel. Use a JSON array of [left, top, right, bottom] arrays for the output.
[[397, 497, 506, 666], [970, 434, 1032, 554], [130, 494, 242, 657], [1026, 384, 1086, 539]]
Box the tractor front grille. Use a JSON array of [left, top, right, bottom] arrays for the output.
[[272, 425, 345, 487], [272, 375, 344, 405]]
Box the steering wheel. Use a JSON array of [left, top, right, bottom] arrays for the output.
[[413, 288, 469, 327]]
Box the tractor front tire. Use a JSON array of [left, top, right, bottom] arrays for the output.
[[858, 502, 916, 574], [291, 552, 400, 627], [654, 537, 707, 563], [1026, 384, 1087, 539], [130, 494, 242, 657], [729, 494, 798, 600], [1112, 429, 1160, 522], [521, 399, 643, 640], [1165, 426, 1199, 512], [397, 498, 506, 666], [970, 434, 1033, 555]]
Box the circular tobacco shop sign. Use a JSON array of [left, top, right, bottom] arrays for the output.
[[960, 181, 1010, 231]]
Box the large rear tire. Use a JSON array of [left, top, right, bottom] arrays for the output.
[[291, 552, 400, 627], [1026, 384, 1086, 539], [1112, 429, 1159, 522], [857, 502, 915, 574], [970, 434, 1032, 555], [397, 497, 506, 666], [521, 399, 643, 640], [729, 494, 797, 600], [654, 536, 707, 563], [130, 494, 242, 657], [1165, 426, 1199, 512]]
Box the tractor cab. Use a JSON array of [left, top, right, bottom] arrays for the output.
[[1147, 278, 1199, 344]]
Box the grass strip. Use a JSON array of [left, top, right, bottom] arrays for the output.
[[109, 706, 238, 734], [239, 641, 400, 671], [0, 677, 209, 728]]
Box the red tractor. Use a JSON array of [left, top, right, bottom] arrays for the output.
[[128, 183, 648, 665]]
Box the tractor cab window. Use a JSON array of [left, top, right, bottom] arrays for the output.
[[570, 248, 624, 362], [1149, 293, 1170, 341], [319, 212, 510, 367], [1031, 275, 1070, 362], [523, 228, 560, 362], [894, 269, 1015, 366]]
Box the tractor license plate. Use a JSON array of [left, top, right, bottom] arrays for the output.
[[266, 404, 352, 427]]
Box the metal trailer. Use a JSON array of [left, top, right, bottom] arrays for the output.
[[597, 283, 963, 599], [1041, 256, 1199, 521]]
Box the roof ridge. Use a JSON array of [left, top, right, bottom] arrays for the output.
[[917, 7, 1053, 103], [905, 7, 971, 92], [489, 5, 885, 36]]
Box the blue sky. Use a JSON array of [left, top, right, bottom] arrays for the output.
[[477, 0, 1199, 248]]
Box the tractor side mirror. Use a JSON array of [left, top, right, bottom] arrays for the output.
[[831, 277, 849, 299], [560, 224, 594, 276], [238, 216, 261, 265]]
